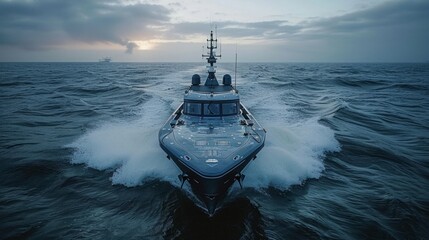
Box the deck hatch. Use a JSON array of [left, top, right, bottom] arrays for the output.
[[216, 140, 229, 146], [195, 140, 208, 146]]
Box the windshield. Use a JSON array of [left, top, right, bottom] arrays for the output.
[[184, 101, 238, 116]]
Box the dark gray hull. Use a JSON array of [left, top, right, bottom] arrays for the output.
[[159, 103, 266, 215]]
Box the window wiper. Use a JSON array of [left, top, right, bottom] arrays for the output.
[[208, 103, 215, 115]]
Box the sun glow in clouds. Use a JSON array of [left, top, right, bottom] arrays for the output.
[[132, 40, 155, 50]]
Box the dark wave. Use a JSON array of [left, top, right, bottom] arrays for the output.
[[391, 83, 428, 91], [333, 76, 388, 88]]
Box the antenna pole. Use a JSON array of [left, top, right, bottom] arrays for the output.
[[202, 45, 204, 59], [234, 44, 237, 90]]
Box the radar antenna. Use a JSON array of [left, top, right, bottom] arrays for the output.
[[202, 31, 221, 86]]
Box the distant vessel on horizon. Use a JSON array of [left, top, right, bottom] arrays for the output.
[[99, 57, 111, 62]]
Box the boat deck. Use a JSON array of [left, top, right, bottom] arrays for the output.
[[159, 103, 265, 177]]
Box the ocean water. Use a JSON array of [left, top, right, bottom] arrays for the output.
[[0, 62, 428, 239]]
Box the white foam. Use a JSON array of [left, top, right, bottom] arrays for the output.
[[67, 96, 180, 187], [244, 119, 340, 190], [66, 66, 206, 186]]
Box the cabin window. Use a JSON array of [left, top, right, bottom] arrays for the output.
[[203, 103, 220, 116], [184, 102, 201, 115], [222, 102, 238, 115]]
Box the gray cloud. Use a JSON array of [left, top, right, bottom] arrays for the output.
[[0, 0, 170, 52], [301, 0, 429, 37], [294, 0, 429, 61], [125, 41, 139, 54], [163, 0, 428, 43], [160, 0, 429, 61], [157, 20, 298, 41]]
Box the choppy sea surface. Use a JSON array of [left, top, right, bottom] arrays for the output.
[[0, 62, 428, 239]]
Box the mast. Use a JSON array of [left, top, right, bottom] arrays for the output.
[[202, 31, 221, 86]]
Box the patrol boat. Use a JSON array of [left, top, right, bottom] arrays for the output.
[[159, 31, 266, 216]]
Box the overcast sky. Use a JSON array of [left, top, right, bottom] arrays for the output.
[[0, 0, 428, 62]]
